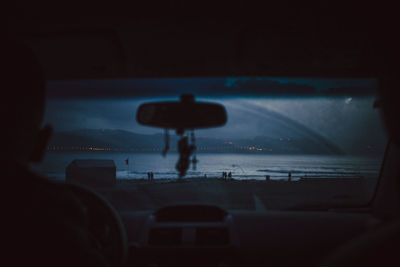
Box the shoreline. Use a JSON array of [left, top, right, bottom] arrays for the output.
[[115, 176, 370, 184]]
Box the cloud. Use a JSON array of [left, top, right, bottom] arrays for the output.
[[227, 78, 316, 95]]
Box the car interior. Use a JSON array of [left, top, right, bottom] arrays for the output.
[[5, 2, 400, 267]]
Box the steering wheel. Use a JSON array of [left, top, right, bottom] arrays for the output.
[[64, 183, 128, 267]]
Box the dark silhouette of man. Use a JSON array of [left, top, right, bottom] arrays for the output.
[[2, 39, 108, 266]]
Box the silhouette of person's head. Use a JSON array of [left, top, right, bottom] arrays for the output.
[[376, 28, 400, 146], [2, 38, 52, 165]]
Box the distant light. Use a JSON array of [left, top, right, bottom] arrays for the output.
[[345, 97, 352, 104]]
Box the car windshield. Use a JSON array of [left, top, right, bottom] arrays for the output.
[[32, 77, 387, 211]]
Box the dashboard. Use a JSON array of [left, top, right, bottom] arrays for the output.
[[120, 205, 380, 267]]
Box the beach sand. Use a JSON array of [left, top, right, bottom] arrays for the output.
[[94, 177, 377, 211]]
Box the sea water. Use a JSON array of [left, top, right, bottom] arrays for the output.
[[32, 152, 383, 181]]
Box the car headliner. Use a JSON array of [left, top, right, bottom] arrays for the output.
[[6, 1, 395, 81]]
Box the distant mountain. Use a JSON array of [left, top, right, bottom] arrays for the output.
[[48, 129, 350, 155], [49, 129, 166, 150]]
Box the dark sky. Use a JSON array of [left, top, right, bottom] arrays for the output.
[[43, 77, 387, 153], [46, 77, 378, 98]]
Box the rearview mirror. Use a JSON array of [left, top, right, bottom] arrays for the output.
[[136, 95, 227, 131]]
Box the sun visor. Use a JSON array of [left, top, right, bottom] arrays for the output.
[[20, 25, 380, 79]]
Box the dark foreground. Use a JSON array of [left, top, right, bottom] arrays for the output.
[[94, 177, 377, 211]]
